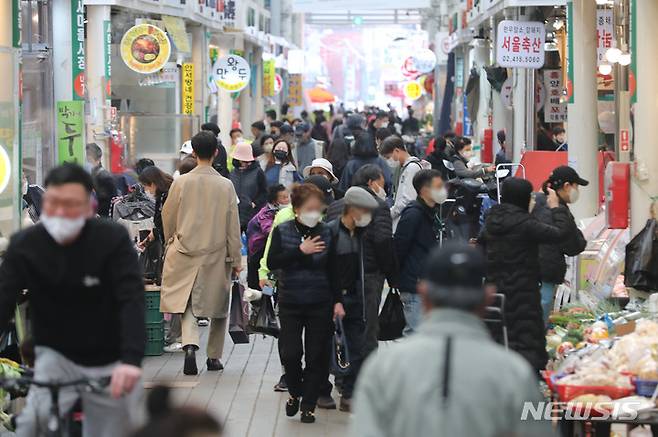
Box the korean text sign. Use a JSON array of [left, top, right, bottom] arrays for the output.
[[57, 101, 84, 165], [596, 9, 613, 66], [71, 0, 85, 100], [213, 54, 250, 92], [182, 63, 194, 115], [543, 70, 567, 123], [496, 20, 545, 69]]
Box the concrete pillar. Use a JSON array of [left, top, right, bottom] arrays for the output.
[[85, 6, 110, 144], [631, 1, 658, 234], [567, 0, 599, 220], [191, 26, 207, 120], [52, 1, 73, 102], [471, 40, 491, 157], [511, 68, 527, 163]]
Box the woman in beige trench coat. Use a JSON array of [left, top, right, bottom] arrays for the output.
[[160, 132, 242, 375]]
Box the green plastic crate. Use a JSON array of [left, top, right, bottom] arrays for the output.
[[145, 291, 163, 323], [145, 321, 164, 356]]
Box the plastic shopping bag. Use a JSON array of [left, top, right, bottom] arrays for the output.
[[248, 295, 280, 338], [378, 288, 406, 341], [228, 281, 250, 344], [624, 219, 658, 292]]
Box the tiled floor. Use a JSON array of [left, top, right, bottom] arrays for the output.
[[143, 332, 351, 437]]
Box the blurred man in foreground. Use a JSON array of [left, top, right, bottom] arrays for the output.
[[351, 243, 553, 437]]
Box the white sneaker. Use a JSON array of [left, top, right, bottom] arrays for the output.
[[197, 318, 209, 327], [163, 342, 183, 353]]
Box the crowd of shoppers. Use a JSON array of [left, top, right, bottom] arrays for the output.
[[0, 105, 589, 435]]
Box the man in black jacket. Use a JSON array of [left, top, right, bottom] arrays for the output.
[[85, 143, 118, 217], [326, 164, 398, 354], [532, 166, 588, 324], [201, 122, 229, 178], [0, 164, 145, 437], [479, 177, 571, 373], [394, 169, 448, 335]]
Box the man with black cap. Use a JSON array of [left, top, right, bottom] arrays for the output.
[[294, 122, 317, 173], [351, 243, 553, 437], [533, 166, 588, 325], [479, 177, 572, 374]]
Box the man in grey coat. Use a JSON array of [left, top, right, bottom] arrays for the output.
[[351, 243, 554, 437]]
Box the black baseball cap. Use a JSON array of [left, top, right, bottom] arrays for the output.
[[548, 165, 589, 187], [304, 175, 334, 205], [422, 243, 486, 309], [295, 122, 311, 135], [280, 124, 294, 135]]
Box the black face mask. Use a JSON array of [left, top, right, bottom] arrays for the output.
[[233, 159, 245, 169], [273, 150, 288, 161]]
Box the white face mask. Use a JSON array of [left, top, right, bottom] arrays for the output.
[[40, 213, 86, 245], [431, 187, 449, 205], [568, 186, 580, 203], [386, 157, 399, 169], [374, 185, 387, 200], [355, 212, 372, 228], [460, 150, 473, 160], [298, 211, 322, 228]]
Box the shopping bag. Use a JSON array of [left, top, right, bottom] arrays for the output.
[[331, 317, 351, 376], [139, 236, 164, 285], [247, 295, 280, 338], [378, 289, 406, 341], [624, 219, 658, 292], [228, 281, 250, 344]]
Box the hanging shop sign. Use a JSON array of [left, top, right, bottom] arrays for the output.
[[410, 49, 437, 74], [120, 24, 171, 74], [543, 70, 567, 123], [288, 74, 303, 106], [182, 63, 194, 115], [403, 81, 422, 100], [0, 144, 11, 195], [162, 15, 191, 53], [71, 0, 85, 100], [596, 9, 614, 66], [263, 59, 276, 97], [401, 57, 419, 79], [274, 74, 283, 96], [56, 101, 85, 165], [104, 20, 112, 99], [213, 54, 250, 92], [496, 20, 545, 69]]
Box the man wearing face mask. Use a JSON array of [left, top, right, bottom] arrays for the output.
[[449, 137, 495, 180], [394, 169, 449, 335], [0, 164, 145, 437], [380, 136, 431, 232], [532, 166, 588, 325], [325, 164, 399, 355], [326, 186, 380, 412]]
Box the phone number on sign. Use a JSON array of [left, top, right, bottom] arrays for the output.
[[501, 55, 543, 64]]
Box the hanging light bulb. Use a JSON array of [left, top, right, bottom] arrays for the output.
[[618, 52, 632, 66], [598, 63, 613, 75], [605, 47, 622, 63]]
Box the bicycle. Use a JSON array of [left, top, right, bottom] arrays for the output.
[[0, 373, 110, 437]]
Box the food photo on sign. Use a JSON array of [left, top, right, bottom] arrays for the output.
[[120, 24, 172, 74]]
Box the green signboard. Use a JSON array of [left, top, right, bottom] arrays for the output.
[[71, 0, 85, 100], [104, 20, 111, 99], [12, 0, 21, 49], [57, 101, 84, 165]]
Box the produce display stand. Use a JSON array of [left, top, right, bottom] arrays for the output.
[[559, 411, 658, 437], [144, 284, 164, 356]]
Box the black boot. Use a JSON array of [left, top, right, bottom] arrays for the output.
[[183, 345, 198, 375], [206, 358, 224, 371]]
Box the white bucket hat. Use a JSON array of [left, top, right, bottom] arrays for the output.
[[303, 158, 337, 183], [180, 140, 193, 155]]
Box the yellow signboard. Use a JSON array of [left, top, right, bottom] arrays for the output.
[[263, 59, 276, 97], [288, 74, 303, 107], [403, 81, 422, 100], [182, 63, 194, 115], [120, 24, 171, 74]]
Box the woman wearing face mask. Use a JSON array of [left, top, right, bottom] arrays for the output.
[[257, 135, 276, 171], [229, 142, 268, 232], [326, 186, 380, 412], [138, 165, 174, 246], [267, 183, 343, 424], [264, 139, 301, 189], [245, 184, 290, 290], [449, 137, 496, 180], [532, 166, 588, 326]]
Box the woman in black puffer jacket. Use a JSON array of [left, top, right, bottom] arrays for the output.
[[532, 166, 588, 325], [479, 178, 571, 374]]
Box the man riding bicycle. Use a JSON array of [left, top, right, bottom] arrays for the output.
[[0, 164, 145, 437]]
